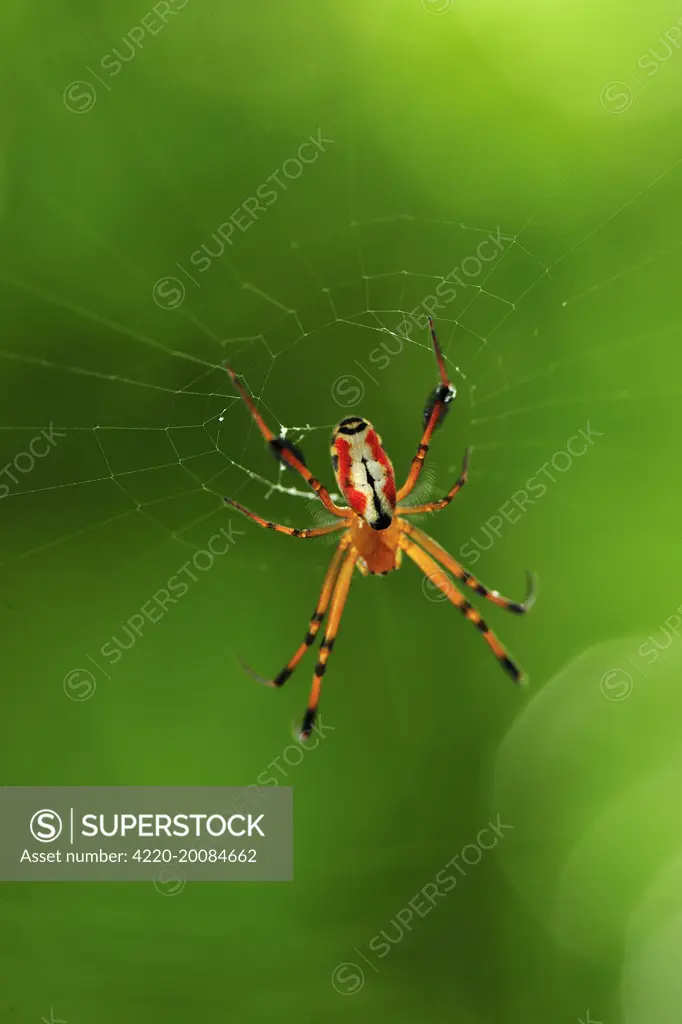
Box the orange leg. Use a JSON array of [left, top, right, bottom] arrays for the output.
[[396, 318, 456, 502], [226, 364, 351, 518], [223, 497, 348, 539], [400, 535, 525, 683], [299, 547, 358, 740], [399, 447, 470, 516], [399, 520, 536, 614], [240, 535, 351, 689]]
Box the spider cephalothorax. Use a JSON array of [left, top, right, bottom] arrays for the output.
[[224, 319, 536, 741]]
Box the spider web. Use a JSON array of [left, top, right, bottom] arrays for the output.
[[0, 216, 535, 568], [0, 142, 680, 596], [2, 90, 682, 1024]]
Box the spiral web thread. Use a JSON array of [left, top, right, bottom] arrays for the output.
[[0, 152, 680, 575]]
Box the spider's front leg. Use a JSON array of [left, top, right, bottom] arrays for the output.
[[239, 534, 351, 688], [396, 318, 457, 503], [299, 548, 358, 740], [400, 534, 526, 683]]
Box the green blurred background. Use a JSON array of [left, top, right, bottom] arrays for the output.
[[2, 1, 682, 1021]]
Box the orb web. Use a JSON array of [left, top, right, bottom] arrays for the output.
[[0, 146, 678, 607]]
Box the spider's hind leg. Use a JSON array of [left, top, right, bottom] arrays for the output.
[[397, 318, 457, 503], [400, 521, 536, 614], [269, 435, 307, 470], [225, 363, 350, 518]]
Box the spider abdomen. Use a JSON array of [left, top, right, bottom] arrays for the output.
[[330, 417, 396, 530]]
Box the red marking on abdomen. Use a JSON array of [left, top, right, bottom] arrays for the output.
[[346, 487, 368, 515], [334, 437, 367, 515]]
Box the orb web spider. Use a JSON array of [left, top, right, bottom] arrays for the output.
[[224, 319, 536, 740]]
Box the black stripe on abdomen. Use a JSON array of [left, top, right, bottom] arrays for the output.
[[336, 417, 368, 436]]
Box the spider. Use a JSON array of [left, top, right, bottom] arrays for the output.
[[224, 319, 536, 741]]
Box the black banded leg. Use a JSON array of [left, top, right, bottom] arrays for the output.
[[299, 549, 358, 740], [224, 497, 348, 540], [399, 521, 536, 614], [225, 363, 351, 518], [396, 318, 457, 502], [400, 535, 526, 683], [399, 447, 471, 516], [239, 537, 350, 688]]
